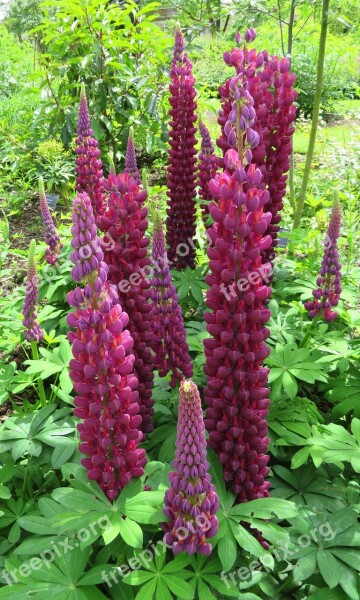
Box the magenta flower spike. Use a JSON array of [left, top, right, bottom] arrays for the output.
[[150, 209, 193, 386], [204, 78, 272, 504], [198, 122, 218, 226], [67, 192, 146, 501], [98, 173, 154, 434], [166, 27, 198, 270], [39, 177, 63, 265], [75, 84, 105, 219], [124, 126, 141, 185], [305, 193, 342, 322], [162, 380, 219, 556], [22, 239, 43, 343], [217, 32, 297, 262]]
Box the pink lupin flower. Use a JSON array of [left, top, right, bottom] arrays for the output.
[[67, 192, 146, 501], [75, 84, 105, 219], [166, 27, 198, 269], [150, 208, 193, 386], [198, 122, 218, 226]]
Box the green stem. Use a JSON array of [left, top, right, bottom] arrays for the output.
[[31, 342, 47, 407], [292, 0, 330, 229], [299, 312, 323, 348]]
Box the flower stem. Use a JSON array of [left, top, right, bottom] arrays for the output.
[[31, 341, 47, 407], [299, 312, 322, 348]]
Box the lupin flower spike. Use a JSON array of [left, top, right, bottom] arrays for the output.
[[305, 191, 342, 322], [67, 192, 146, 500], [162, 380, 219, 555], [166, 26, 198, 269], [217, 31, 297, 262], [150, 208, 193, 386], [22, 239, 43, 343], [99, 173, 154, 434], [198, 122, 218, 225], [124, 126, 141, 185], [75, 83, 105, 219], [204, 77, 272, 505], [39, 177, 63, 265]]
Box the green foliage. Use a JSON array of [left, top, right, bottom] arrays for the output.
[[33, 0, 171, 156]]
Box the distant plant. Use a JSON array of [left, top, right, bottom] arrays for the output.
[[305, 192, 342, 322], [38, 177, 63, 264]]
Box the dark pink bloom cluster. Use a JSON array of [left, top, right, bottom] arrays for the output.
[[198, 122, 218, 225], [217, 30, 297, 262], [162, 380, 219, 556], [39, 178, 63, 265], [204, 77, 272, 504], [305, 195, 342, 322], [124, 126, 141, 185], [22, 239, 43, 343], [166, 27, 198, 270], [75, 84, 105, 219], [67, 192, 146, 500], [150, 209, 193, 386], [98, 173, 154, 434]]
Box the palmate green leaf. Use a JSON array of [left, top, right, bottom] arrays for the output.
[[336, 563, 359, 600], [316, 551, 341, 588], [156, 579, 172, 600], [161, 575, 194, 599], [118, 516, 143, 548], [293, 552, 317, 582], [123, 569, 155, 586], [202, 573, 241, 597], [135, 579, 157, 600], [229, 497, 298, 520], [198, 579, 217, 600], [229, 520, 274, 568], [218, 520, 237, 571]]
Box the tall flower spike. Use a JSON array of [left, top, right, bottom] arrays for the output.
[[305, 192, 342, 322], [166, 27, 198, 270], [204, 77, 272, 504], [198, 122, 218, 226], [22, 239, 43, 342], [75, 83, 105, 219], [99, 173, 154, 434], [150, 208, 193, 386], [162, 380, 219, 556], [67, 192, 146, 500], [39, 177, 63, 265], [124, 126, 141, 185], [217, 32, 297, 263]]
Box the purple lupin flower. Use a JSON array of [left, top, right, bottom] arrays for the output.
[[150, 209, 193, 386], [75, 84, 105, 219], [67, 192, 146, 501], [305, 193, 342, 322], [124, 126, 141, 185], [162, 380, 219, 556], [22, 239, 43, 343], [39, 177, 63, 265], [198, 122, 218, 226]]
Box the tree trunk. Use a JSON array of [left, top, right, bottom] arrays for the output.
[[292, 0, 330, 229]]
